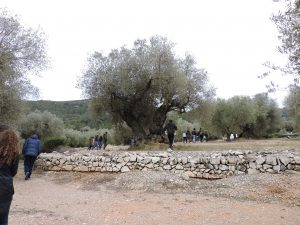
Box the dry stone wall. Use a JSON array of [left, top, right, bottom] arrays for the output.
[[36, 150, 300, 179]]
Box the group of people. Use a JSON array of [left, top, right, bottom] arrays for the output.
[[182, 128, 209, 143], [88, 132, 108, 150], [0, 125, 41, 225], [163, 120, 210, 151]]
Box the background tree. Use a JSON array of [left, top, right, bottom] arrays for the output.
[[284, 86, 300, 131], [211, 96, 256, 140], [252, 93, 282, 137], [284, 86, 300, 116], [184, 100, 217, 137], [0, 9, 48, 125], [79, 36, 214, 139]]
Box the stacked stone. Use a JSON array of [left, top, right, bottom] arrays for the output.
[[35, 150, 300, 179], [247, 153, 300, 174]]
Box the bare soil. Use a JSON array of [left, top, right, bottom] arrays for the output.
[[9, 161, 300, 225]]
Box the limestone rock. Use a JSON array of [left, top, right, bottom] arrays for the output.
[[279, 156, 290, 166], [175, 164, 184, 170], [265, 156, 277, 166], [219, 165, 229, 171], [146, 163, 154, 169], [185, 171, 196, 178], [273, 165, 280, 173], [227, 157, 237, 164], [247, 169, 259, 174], [163, 165, 171, 170], [75, 166, 89, 172], [256, 157, 265, 165], [151, 157, 160, 164], [181, 157, 188, 164], [294, 157, 300, 164], [210, 157, 220, 165], [121, 166, 130, 173], [129, 155, 137, 162]]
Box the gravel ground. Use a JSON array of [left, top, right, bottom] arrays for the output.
[[9, 144, 300, 225], [9, 162, 300, 225], [51, 169, 300, 205]]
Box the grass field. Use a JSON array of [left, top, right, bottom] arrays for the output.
[[136, 137, 300, 152]]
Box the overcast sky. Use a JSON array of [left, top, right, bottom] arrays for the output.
[[1, 0, 290, 105]]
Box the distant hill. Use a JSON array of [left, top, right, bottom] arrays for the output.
[[24, 100, 111, 130]]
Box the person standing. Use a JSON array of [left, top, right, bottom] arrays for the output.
[[182, 132, 187, 143], [204, 131, 209, 142], [163, 120, 177, 151], [22, 134, 41, 180], [103, 132, 108, 150], [0, 125, 19, 225], [198, 128, 204, 142], [88, 136, 94, 150], [192, 128, 197, 143], [98, 135, 103, 149], [94, 133, 100, 150], [186, 129, 191, 143]]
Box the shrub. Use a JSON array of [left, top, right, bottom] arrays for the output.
[[64, 129, 88, 147], [19, 110, 64, 140], [43, 137, 65, 153], [283, 120, 294, 132]]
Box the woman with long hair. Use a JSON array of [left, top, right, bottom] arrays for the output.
[[0, 125, 19, 225]]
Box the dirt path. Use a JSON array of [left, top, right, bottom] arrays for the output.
[[9, 164, 300, 225]]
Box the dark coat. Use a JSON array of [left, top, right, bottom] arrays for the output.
[[0, 157, 19, 202], [22, 134, 41, 157], [164, 122, 177, 135]]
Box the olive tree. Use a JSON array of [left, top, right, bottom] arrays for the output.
[[211, 96, 256, 140], [252, 93, 282, 137], [0, 9, 48, 125], [79, 36, 214, 139], [284, 86, 300, 116], [212, 94, 282, 140]]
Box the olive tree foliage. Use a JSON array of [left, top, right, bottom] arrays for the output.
[[252, 93, 282, 137], [19, 110, 64, 140], [211, 94, 282, 140], [284, 85, 300, 116], [284, 86, 300, 131], [211, 96, 256, 140], [0, 9, 48, 125], [79, 36, 214, 138], [263, 0, 300, 90], [184, 100, 217, 135]]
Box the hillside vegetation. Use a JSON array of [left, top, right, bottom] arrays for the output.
[[24, 100, 111, 130]]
